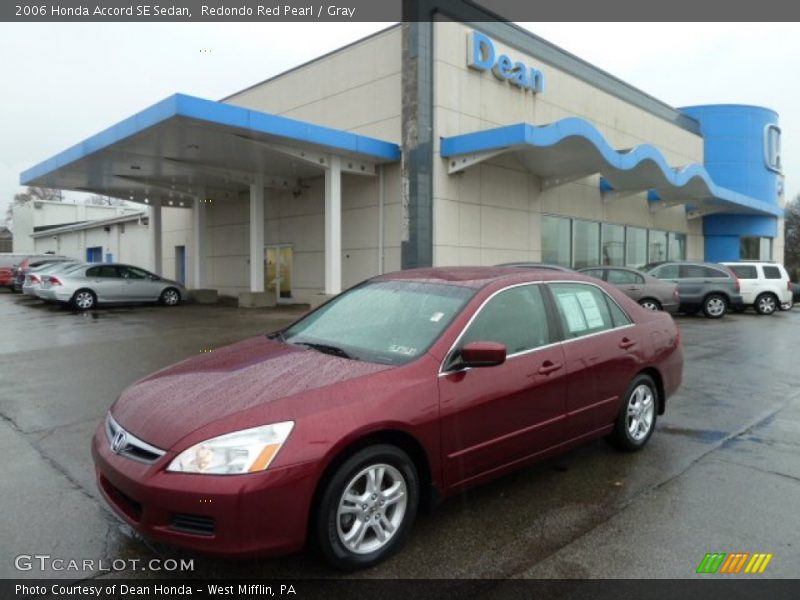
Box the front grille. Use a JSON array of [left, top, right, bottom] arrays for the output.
[[170, 514, 215, 537], [105, 413, 166, 464], [100, 475, 142, 522]]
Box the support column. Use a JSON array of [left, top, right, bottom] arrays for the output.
[[249, 174, 265, 293], [192, 196, 207, 289], [325, 155, 342, 295], [150, 200, 162, 276]]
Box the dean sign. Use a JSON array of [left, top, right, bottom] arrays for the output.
[[467, 31, 545, 94]]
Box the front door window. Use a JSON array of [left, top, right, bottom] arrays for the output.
[[265, 245, 293, 302]]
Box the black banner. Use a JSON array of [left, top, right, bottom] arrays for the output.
[[5, 579, 800, 600], [4, 0, 800, 22]]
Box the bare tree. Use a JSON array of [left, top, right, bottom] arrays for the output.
[[784, 195, 800, 277], [3, 186, 65, 230]]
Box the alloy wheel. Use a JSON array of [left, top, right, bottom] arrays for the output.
[[75, 291, 94, 310], [626, 384, 655, 442], [162, 289, 180, 305], [640, 300, 659, 311], [757, 295, 776, 315], [705, 297, 726, 317], [336, 463, 407, 555]]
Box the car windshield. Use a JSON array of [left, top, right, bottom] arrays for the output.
[[281, 279, 476, 365]]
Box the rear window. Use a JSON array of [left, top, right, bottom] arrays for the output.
[[607, 269, 643, 285], [652, 264, 679, 279], [681, 265, 728, 279], [729, 265, 757, 279], [763, 266, 783, 280]]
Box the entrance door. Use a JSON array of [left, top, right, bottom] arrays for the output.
[[265, 245, 293, 303], [174, 246, 186, 285]]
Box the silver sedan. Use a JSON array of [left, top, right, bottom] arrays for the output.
[[37, 263, 187, 310], [23, 261, 82, 297]]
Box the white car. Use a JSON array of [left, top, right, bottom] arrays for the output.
[[721, 262, 793, 315]]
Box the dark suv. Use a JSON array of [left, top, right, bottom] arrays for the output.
[[641, 261, 743, 319]]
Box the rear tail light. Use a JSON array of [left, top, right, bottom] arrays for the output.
[[48, 276, 63, 286], [30, 274, 41, 284]]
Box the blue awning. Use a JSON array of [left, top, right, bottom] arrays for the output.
[[440, 118, 782, 218], [21, 93, 400, 204]]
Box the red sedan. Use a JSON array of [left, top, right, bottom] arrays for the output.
[[92, 267, 682, 570]]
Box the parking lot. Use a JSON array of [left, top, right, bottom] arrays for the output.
[[1, 289, 799, 579]]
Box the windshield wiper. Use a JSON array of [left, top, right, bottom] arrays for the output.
[[294, 341, 355, 360]]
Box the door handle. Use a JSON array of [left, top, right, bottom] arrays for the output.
[[538, 361, 563, 375], [619, 337, 637, 350]]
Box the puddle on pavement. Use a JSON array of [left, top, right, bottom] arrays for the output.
[[660, 426, 728, 443]]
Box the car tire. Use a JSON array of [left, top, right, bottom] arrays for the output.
[[316, 444, 419, 571], [607, 374, 658, 452], [70, 289, 96, 311], [754, 293, 778, 316], [159, 287, 181, 306], [638, 298, 662, 311], [702, 294, 727, 319]]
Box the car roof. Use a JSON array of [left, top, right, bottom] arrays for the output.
[[374, 266, 589, 289]]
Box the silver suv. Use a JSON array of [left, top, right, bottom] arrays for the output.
[[641, 261, 744, 319]]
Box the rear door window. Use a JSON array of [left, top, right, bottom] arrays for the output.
[[607, 269, 644, 285], [86, 265, 120, 278], [762, 266, 783, 279], [729, 265, 757, 279], [652, 264, 680, 279], [581, 269, 605, 280], [549, 283, 617, 339]]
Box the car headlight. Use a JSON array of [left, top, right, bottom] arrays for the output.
[[166, 421, 294, 475]]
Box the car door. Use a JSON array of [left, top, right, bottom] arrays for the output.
[[85, 265, 123, 301], [547, 282, 643, 439], [606, 268, 646, 302], [438, 283, 567, 489], [118, 265, 161, 301]]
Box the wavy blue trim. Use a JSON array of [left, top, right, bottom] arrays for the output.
[[21, 94, 400, 185], [440, 118, 782, 218]]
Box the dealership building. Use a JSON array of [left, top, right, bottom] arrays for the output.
[[19, 16, 785, 306]]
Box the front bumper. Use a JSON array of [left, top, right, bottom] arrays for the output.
[[92, 425, 319, 557]]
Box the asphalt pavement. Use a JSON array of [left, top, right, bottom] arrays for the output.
[[0, 289, 798, 580]]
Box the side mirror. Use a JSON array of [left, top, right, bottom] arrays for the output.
[[460, 341, 507, 368]]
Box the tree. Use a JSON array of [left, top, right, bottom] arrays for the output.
[[785, 195, 800, 274], [3, 186, 64, 230]]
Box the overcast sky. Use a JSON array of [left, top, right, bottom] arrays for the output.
[[1, 22, 798, 222]]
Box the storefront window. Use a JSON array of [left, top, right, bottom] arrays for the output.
[[741, 236, 773, 260], [648, 230, 668, 263], [601, 223, 625, 266], [625, 227, 647, 268], [668, 232, 687, 260], [542, 216, 572, 267], [572, 220, 600, 269]]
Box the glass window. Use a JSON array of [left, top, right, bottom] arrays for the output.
[[763, 266, 782, 279], [581, 269, 606, 280], [86, 265, 119, 278], [282, 280, 474, 365], [460, 285, 551, 355], [729, 265, 757, 279], [550, 283, 615, 339], [572, 220, 600, 269], [601, 224, 625, 266], [648, 230, 668, 263], [760, 238, 773, 261], [652, 264, 680, 279], [741, 237, 772, 260], [542, 216, 572, 267], [606, 297, 632, 327], [765, 125, 782, 173], [119, 266, 150, 279], [607, 269, 644, 285], [625, 227, 647, 268], [704, 267, 729, 278], [668, 232, 687, 260]]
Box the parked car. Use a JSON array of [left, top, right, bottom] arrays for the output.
[[93, 267, 682, 570], [578, 266, 679, 313], [497, 262, 574, 272], [0, 253, 26, 289], [792, 282, 800, 305], [13, 256, 74, 292], [22, 261, 82, 297], [38, 263, 186, 310], [640, 261, 743, 319], [720, 262, 793, 315]]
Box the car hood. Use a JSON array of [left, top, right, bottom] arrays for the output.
[[110, 336, 392, 449]]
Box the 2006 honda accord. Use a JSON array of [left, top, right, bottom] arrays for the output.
[[92, 267, 682, 570]]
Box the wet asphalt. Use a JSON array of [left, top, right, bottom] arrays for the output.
[[0, 289, 798, 580]]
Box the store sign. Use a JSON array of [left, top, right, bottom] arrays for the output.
[[467, 31, 545, 94]]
